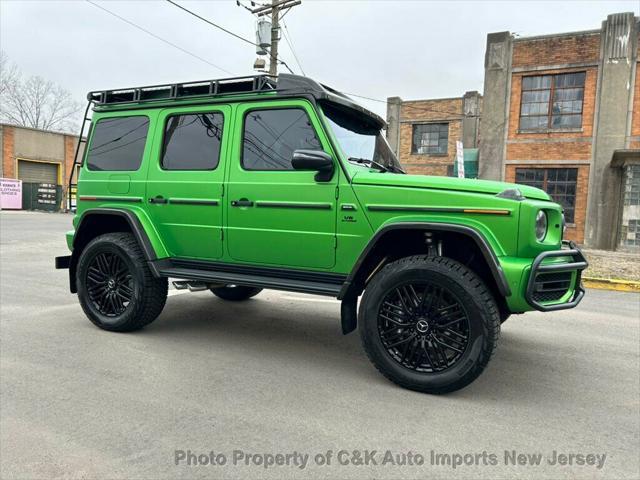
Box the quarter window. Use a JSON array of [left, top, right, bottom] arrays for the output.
[[162, 113, 224, 170], [242, 108, 321, 170], [515, 168, 578, 223], [520, 72, 585, 131], [86, 116, 149, 171], [412, 123, 448, 155]]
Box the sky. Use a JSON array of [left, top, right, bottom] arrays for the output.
[[1, 0, 639, 117]]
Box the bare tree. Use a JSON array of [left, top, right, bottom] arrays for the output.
[[0, 51, 20, 96], [0, 52, 81, 133]]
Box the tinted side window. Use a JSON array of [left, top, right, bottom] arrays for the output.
[[86, 116, 149, 171], [162, 113, 224, 170], [242, 108, 321, 170]]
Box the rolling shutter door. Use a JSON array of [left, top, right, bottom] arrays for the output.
[[18, 160, 59, 185]]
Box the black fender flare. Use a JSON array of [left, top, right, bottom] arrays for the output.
[[338, 222, 511, 301], [68, 208, 159, 293]]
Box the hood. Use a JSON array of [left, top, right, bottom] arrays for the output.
[[351, 171, 551, 201]]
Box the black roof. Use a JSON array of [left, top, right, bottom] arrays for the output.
[[88, 73, 385, 129]]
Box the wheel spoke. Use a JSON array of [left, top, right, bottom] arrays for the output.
[[379, 313, 412, 327], [97, 254, 110, 275], [395, 288, 413, 314], [432, 335, 464, 354], [88, 266, 107, 280], [119, 282, 134, 297], [406, 284, 421, 309], [386, 332, 417, 348], [442, 327, 468, 341], [420, 340, 435, 371]]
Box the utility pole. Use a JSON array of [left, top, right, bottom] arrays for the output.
[[268, 2, 279, 76], [249, 0, 301, 76]]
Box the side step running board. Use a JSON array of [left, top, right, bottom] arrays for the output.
[[161, 267, 342, 297]]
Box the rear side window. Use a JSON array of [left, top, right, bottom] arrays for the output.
[[86, 116, 149, 171], [242, 108, 321, 170], [162, 113, 224, 170]]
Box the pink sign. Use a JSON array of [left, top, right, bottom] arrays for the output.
[[0, 178, 22, 209]]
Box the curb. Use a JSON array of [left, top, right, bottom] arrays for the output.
[[583, 277, 640, 292]]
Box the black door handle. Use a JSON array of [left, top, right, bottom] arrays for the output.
[[149, 196, 168, 204], [231, 199, 253, 207]]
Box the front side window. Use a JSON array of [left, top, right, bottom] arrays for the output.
[[515, 167, 578, 223], [162, 113, 224, 170], [520, 72, 585, 131], [412, 123, 448, 155], [86, 116, 149, 171], [242, 108, 321, 170], [321, 102, 404, 173]]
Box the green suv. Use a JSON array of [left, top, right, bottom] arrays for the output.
[[55, 74, 587, 394]]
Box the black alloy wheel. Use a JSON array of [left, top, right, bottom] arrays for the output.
[[378, 282, 470, 373], [359, 255, 500, 394], [86, 251, 134, 317], [76, 232, 168, 332]]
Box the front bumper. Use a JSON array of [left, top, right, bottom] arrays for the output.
[[525, 241, 588, 312]]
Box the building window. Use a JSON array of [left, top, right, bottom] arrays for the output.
[[520, 72, 585, 131], [412, 123, 448, 155], [623, 165, 640, 206], [625, 220, 640, 247], [515, 168, 578, 223]]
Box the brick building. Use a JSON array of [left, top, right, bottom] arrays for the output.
[[386, 92, 481, 175], [387, 12, 640, 250], [0, 123, 83, 211]]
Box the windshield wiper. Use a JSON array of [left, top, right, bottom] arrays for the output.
[[386, 164, 406, 174], [348, 157, 389, 173]]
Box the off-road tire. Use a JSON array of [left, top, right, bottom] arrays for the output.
[[76, 232, 168, 332], [359, 255, 500, 394], [210, 285, 262, 301]]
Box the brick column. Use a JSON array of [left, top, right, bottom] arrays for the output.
[[2, 126, 15, 179]]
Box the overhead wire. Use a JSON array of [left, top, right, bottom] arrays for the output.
[[166, 0, 295, 74], [85, 0, 234, 75], [281, 19, 305, 76]]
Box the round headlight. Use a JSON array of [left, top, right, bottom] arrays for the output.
[[535, 210, 548, 241]]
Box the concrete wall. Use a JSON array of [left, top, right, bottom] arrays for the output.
[[13, 127, 65, 162], [479, 32, 512, 181], [585, 13, 639, 249]]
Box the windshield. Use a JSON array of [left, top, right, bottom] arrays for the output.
[[321, 102, 405, 173]]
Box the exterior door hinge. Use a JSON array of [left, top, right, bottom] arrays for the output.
[[221, 184, 225, 197], [221, 228, 224, 241], [335, 186, 339, 200]]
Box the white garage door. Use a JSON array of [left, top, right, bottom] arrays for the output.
[[17, 160, 59, 185]]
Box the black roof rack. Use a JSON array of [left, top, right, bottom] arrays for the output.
[[88, 74, 385, 128], [88, 74, 277, 105]]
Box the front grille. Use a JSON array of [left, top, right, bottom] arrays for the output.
[[531, 271, 573, 303]]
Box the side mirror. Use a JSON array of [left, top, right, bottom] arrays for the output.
[[292, 149, 334, 182]]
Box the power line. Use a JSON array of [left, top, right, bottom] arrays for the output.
[[166, 0, 295, 74], [166, 0, 258, 47], [344, 91, 464, 118], [281, 19, 305, 76], [85, 0, 233, 75]]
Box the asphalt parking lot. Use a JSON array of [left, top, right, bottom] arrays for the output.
[[1, 210, 639, 480]]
